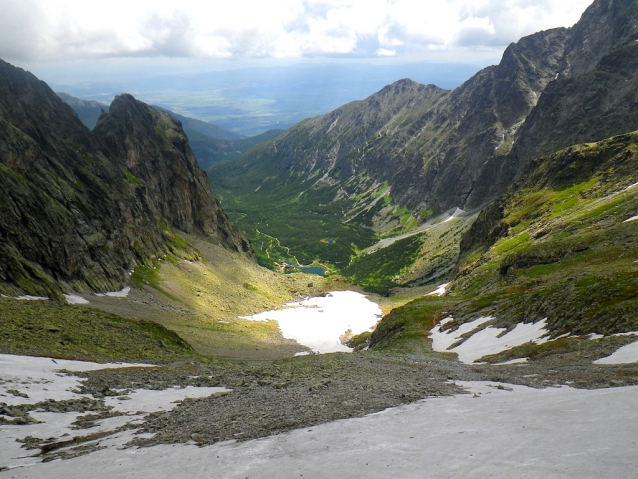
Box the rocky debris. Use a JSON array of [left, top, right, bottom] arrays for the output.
[[38, 344, 635, 449], [0, 397, 109, 426]]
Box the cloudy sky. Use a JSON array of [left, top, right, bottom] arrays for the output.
[[2, 0, 593, 61]]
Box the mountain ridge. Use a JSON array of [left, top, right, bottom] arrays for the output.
[[213, 0, 638, 270], [0, 60, 252, 298]]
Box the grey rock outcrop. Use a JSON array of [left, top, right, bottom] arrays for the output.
[[0, 60, 252, 297]]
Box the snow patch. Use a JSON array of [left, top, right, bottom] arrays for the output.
[[426, 283, 449, 297], [430, 317, 549, 364], [241, 291, 382, 353], [2, 295, 49, 300], [430, 316, 492, 353], [623, 215, 638, 223], [0, 354, 230, 471], [95, 286, 131, 298], [104, 386, 230, 413], [594, 336, 638, 364], [64, 293, 89, 304], [0, 354, 155, 405]]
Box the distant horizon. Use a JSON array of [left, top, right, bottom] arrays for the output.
[[45, 61, 485, 136]]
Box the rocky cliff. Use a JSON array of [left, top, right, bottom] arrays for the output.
[[0, 60, 252, 298], [214, 0, 638, 255]]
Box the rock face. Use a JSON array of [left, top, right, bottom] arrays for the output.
[[0, 60, 252, 297], [215, 0, 638, 221]]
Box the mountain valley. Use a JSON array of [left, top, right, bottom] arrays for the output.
[[212, 0, 638, 291], [1, 0, 638, 476]]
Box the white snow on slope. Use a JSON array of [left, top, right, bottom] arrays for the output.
[[104, 386, 229, 413], [594, 335, 638, 364], [0, 354, 230, 472], [430, 316, 492, 353], [623, 215, 638, 223], [7, 382, 638, 479], [95, 286, 131, 298], [426, 283, 449, 297], [241, 291, 382, 353], [430, 317, 549, 363], [64, 294, 89, 304], [0, 354, 154, 405]]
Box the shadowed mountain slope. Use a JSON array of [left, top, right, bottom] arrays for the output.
[[0, 60, 252, 298]]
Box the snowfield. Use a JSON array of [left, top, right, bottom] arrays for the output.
[[241, 291, 383, 353], [594, 334, 638, 364], [3, 378, 637, 478], [0, 354, 230, 473]]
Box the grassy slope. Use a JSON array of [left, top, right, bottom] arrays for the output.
[[210, 84, 447, 271], [0, 297, 195, 363], [87, 236, 339, 361], [369, 131, 638, 351], [341, 214, 477, 293]]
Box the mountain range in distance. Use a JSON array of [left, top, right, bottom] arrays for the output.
[[50, 62, 483, 137], [0, 0, 636, 358], [57, 92, 284, 169]]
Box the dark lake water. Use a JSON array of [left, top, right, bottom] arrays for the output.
[[298, 266, 326, 276], [284, 261, 326, 276]]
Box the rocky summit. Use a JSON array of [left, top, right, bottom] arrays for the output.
[[0, 60, 252, 298]]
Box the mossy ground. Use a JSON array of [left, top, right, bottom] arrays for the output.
[[369, 132, 638, 357], [342, 214, 476, 294], [0, 297, 196, 363]]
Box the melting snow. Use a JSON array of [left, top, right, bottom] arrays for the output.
[[104, 386, 229, 413], [6, 382, 638, 478], [594, 335, 638, 364], [241, 291, 382, 353], [64, 294, 89, 305], [0, 354, 155, 405], [430, 317, 549, 363], [95, 286, 131, 298], [0, 354, 230, 472], [426, 283, 449, 297], [430, 316, 492, 353]]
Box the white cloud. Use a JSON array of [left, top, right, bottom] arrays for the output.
[[0, 0, 593, 62], [377, 48, 397, 57]]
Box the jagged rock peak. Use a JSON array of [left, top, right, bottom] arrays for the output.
[[94, 93, 254, 254], [0, 61, 252, 298]]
